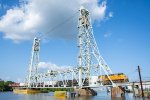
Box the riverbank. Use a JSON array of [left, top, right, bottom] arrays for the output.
[[0, 80, 14, 92]]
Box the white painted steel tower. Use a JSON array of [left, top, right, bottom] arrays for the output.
[[78, 7, 115, 88], [27, 37, 40, 88]]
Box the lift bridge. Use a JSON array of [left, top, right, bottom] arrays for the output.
[[27, 7, 116, 89]]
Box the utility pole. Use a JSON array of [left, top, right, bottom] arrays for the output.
[[137, 65, 144, 98]]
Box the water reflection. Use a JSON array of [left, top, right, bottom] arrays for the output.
[[0, 92, 150, 100]]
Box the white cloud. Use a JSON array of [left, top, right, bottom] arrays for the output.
[[38, 62, 71, 71], [0, 4, 10, 10], [0, 0, 107, 42], [104, 32, 112, 38], [109, 12, 113, 18]]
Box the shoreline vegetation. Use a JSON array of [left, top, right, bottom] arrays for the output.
[[0, 79, 14, 92], [0, 78, 74, 93]]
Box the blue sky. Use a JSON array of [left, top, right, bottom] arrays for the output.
[[0, 0, 150, 82]]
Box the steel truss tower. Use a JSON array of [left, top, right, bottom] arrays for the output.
[[78, 7, 115, 87], [27, 37, 40, 88], [25, 7, 115, 88]]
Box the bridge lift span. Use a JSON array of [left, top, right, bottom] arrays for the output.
[[27, 7, 116, 89]]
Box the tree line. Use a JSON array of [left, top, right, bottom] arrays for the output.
[[0, 78, 14, 92]]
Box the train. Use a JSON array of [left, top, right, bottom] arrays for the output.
[[99, 73, 129, 85]]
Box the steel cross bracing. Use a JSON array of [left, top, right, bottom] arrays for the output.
[[27, 37, 79, 88], [26, 7, 116, 88], [28, 68, 79, 88], [77, 7, 115, 87], [27, 37, 40, 88]]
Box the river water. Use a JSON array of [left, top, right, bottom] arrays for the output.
[[0, 91, 149, 100]]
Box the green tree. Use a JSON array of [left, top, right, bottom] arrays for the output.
[[0, 80, 14, 91], [0, 81, 5, 91]]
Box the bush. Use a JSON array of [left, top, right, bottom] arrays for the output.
[[0, 80, 14, 92]]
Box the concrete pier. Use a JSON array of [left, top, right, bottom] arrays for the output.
[[111, 87, 125, 98], [76, 88, 97, 96]]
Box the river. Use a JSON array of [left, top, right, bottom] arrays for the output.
[[0, 91, 149, 100]]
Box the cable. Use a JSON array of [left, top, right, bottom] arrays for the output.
[[127, 69, 138, 82], [40, 11, 79, 39]]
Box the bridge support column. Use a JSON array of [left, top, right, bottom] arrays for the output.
[[111, 86, 125, 98], [132, 83, 140, 97], [75, 88, 97, 96]]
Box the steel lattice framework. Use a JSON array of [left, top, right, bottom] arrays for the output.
[[26, 7, 115, 88], [78, 7, 115, 87], [27, 37, 40, 88]]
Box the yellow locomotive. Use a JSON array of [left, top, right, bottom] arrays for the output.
[[99, 73, 129, 85]]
